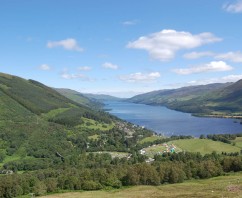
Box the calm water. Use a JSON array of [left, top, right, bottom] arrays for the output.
[[105, 101, 242, 137]]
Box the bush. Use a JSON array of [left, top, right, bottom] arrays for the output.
[[82, 181, 103, 190]]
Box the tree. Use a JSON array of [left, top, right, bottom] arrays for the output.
[[32, 181, 47, 196], [122, 167, 140, 185], [82, 181, 102, 190]]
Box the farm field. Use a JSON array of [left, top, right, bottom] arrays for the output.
[[139, 135, 164, 144], [168, 139, 241, 155], [89, 151, 130, 159], [39, 172, 242, 198], [141, 138, 241, 157], [77, 117, 114, 131], [232, 137, 242, 148]]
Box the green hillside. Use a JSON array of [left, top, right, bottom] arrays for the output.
[[0, 73, 71, 114], [55, 88, 102, 109], [0, 72, 152, 170], [127, 81, 242, 116]]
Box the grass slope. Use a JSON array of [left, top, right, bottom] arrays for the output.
[[169, 139, 241, 155], [40, 172, 242, 198], [139, 136, 164, 144], [232, 137, 242, 148], [78, 117, 114, 131], [0, 89, 34, 122], [0, 73, 72, 114]]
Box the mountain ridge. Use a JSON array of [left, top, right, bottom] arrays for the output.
[[55, 88, 102, 109], [127, 81, 242, 116]]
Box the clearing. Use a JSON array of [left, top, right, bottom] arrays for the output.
[[168, 139, 241, 155], [232, 137, 242, 149], [139, 135, 164, 144]]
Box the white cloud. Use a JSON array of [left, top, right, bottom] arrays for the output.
[[127, 29, 221, 61], [223, 0, 242, 13], [183, 51, 242, 62], [215, 51, 242, 62], [220, 74, 242, 82], [61, 73, 84, 79], [47, 38, 83, 52], [39, 64, 51, 70], [61, 71, 92, 81], [188, 74, 242, 85], [173, 61, 233, 75], [119, 72, 160, 83], [102, 62, 119, 70], [78, 66, 92, 71], [122, 20, 138, 26], [183, 51, 215, 59]]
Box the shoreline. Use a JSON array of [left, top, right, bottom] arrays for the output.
[[193, 114, 242, 119]]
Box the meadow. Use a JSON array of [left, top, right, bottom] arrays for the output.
[[141, 138, 241, 157], [169, 139, 241, 155]]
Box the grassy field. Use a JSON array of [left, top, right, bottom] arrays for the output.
[[88, 134, 99, 140], [139, 136, 164, 144], [0, 155, 34, 169], [0, 155, 21, 168], [76, 117, 114, 131], [141, 138, 241, 157], [168, 139, 241, 155], [232, 137, 242, 149], [40, 172, 242, 198], [41, 108, 70, 120], [90, 151, 130, 159]]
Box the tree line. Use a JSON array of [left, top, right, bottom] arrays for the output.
[[0, 152, 242, 197]]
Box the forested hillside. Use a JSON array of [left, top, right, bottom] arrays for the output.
[[127, 81, 242, 116], [0, 72, 153, 171]]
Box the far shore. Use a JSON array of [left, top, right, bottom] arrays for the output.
[[193, 114, 242, 120]]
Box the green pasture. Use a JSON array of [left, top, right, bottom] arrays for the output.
[[139, 136, 164, 144], [169, 139, 241, 155], [77, 117, 114, 131]]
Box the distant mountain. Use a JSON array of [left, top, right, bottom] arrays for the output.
[[55, 88, 102, 109], [127, 81, 242, 115], [84, 93, 124, 101]]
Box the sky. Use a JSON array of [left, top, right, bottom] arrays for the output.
[[1, 0, 242, 97]]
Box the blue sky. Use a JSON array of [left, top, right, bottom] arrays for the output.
[[1, 0, 242, 97]]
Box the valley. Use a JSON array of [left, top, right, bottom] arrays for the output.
[[0, 72, 242, 198], [2, 1, 242, 197]]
